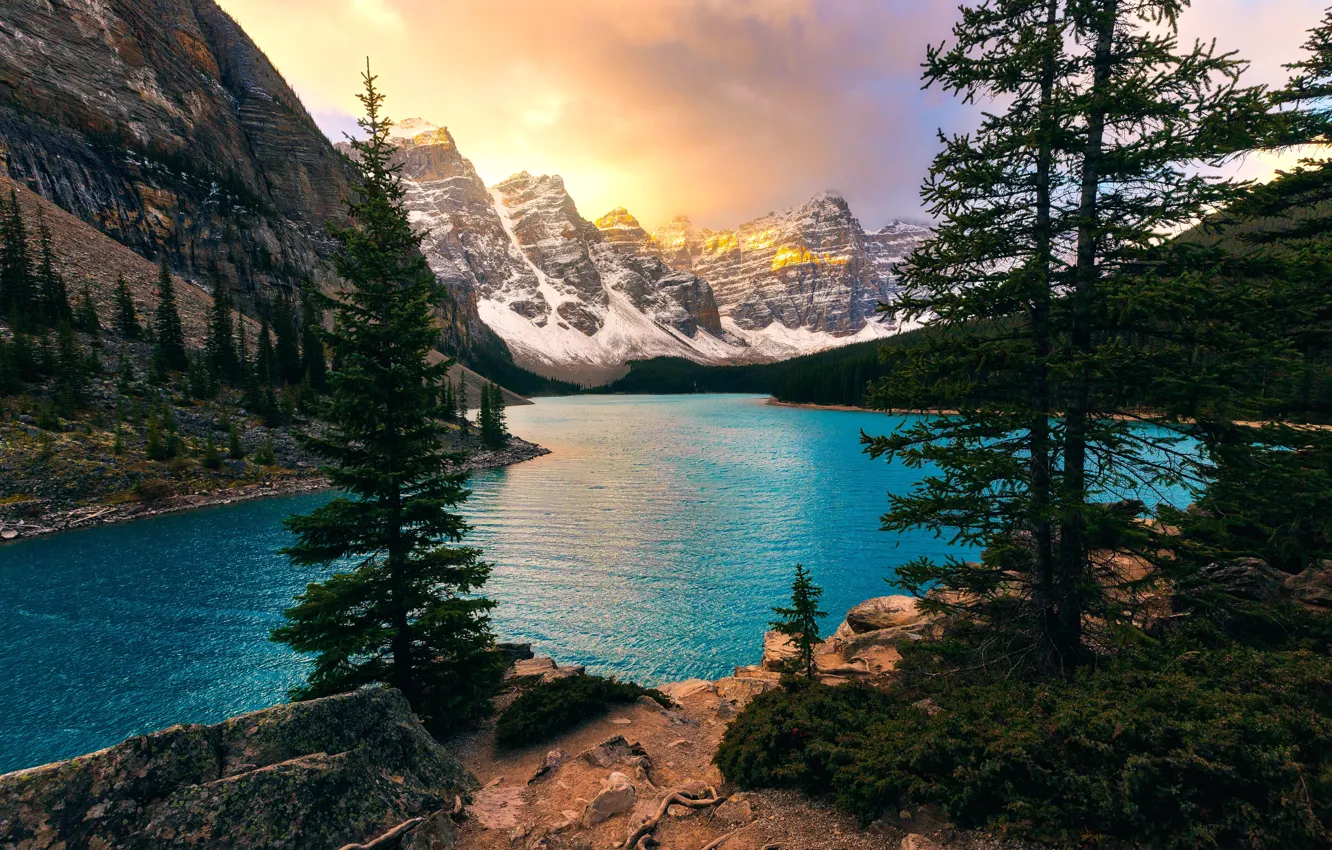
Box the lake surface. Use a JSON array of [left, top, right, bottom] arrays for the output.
[[0, 395, 1191, 772]]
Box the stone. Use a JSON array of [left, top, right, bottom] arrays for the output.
[[657, 679, 716, 701], [668, 804, 692, 817], [1200, 558, 1282, 601], [399, 808, 460, 850], [508, 657, 585, 685], [901, 834, 943, 850], [845, 595, 927, 634], [714, 794, 754, 825], [0, 688, 475, 850], [762, 630, 799, 671], [581, 772, 636, 827], [637, 694, 668, 712], [529, 749, 569, 784], [1284, 562, 1332, 610], [579, 736, 648, 768], [714, 676, 778, 708]]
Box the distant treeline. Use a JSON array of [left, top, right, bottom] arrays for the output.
[[591, 327, 930, 407]]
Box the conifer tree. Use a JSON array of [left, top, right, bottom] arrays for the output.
[[35, 216, 70, 327], [300, 293, 327, 390], [205, 285, 239, 384], [771, 564, 826, 679], [478, 379, 492, 442], [52, 320, 84, 417], [228, 420, 245, 459], [272, 63, 503, 731], [114, 275, 142, 340], [0, 336, 17, 395], [145, 406, 167, 461], [152, 258, 188, 373], [76, 284, 100, 339], [456, 372, 469, 432], [490, 384, 507, 442], [202, 433, 223, 470], [272, 295, 302, 385], [864, 0, 1270, 672], [256, 312, 276, 387], [1, 188, 33, 319]]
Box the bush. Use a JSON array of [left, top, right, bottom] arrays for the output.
[[715, 647, 1332, 848], [134, 478, 175, 502], [496, 674, 670, 750]]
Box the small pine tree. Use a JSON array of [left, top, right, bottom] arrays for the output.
[[478, 378, 492, 440], [272, 295, 302, 385], [112, 417, 125, 455], [75, 283, 100, 339], [254, 432, 277, 466], [457, 372, 469, 431], [256, 312, 275, 387], [0, 335, 17, 395], [114, 275, 142, 339], [186, 352, 213, 399], [228, 420, 245, 459], [202, 433, 223, 469], [145, 407, 167, 461], [490, 383, 507, 442], [152, 257, 188, 372], [770, 564, 826, 679]]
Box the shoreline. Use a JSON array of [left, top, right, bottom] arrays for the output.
[[0, 437, 551, 544]]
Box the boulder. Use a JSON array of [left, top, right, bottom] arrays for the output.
[[845, 596, 927, 634], [579, 736, 648, 768], [507, 657, 585, 685], [761, 630, 799, 671], [1200, 558, 1282, 601], [901, 834, 943, 850], [529, 749, 569, 784], [714, 793, 754, 825], [0, 688, 475, 850], [1284, 562, 1332, 610], [582, 772, 636, 827], [657, 679, 715, 701]]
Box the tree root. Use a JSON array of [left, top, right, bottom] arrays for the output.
[[623, 790, 727, 849], [699, 825, 747, 850], [336, 816, 423, 850]]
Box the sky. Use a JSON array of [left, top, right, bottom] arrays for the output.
[[215, 0, 1329, 232]]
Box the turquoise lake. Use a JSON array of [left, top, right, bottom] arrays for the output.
[[0, 395, 1193, 772]]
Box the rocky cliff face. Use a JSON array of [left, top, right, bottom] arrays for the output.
[[0, 688, 473, 849], [0, 0, 353, 307], [389, 120, 735, 383]]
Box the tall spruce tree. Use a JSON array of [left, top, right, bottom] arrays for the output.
[[272, 63, 503, 731], [255, 312, 276, 387], [114, 275, 142, 340], [864, 0, 1270, 672], [152, 258, 188, 373], [35, 216, 70, 327], [1, 188, 33, 320], [205, 285, 239, 384], [299, 293, 327, 390], [272, 295, 302, 385], [75, 283, 100, 339]]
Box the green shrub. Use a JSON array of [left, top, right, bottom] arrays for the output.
[[496, 674, 670, 750], [715, 648, 1332, 848]]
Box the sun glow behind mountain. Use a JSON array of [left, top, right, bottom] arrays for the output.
[[217, 0, 1326, 231]]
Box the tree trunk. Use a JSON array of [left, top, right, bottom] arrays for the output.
[[1058, 0, 1118, 672], [1030, 0, 1060, 671]]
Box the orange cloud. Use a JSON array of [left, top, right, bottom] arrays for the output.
[[216, 0, 1328, 230]]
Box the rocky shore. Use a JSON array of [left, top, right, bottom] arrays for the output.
[[0, 436, 550, 544]]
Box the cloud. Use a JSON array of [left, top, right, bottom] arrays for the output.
[[217, 0, 1329, 230]]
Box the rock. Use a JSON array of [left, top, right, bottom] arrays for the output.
[[716, 697, 737, 719], [399, 808, 460, 850], [845, 595, 927, 634], [508, 656, 585, 685], [582, 772, 636, 827], [1200, 558, 1282, 601], [668, 804, 692, 817], [611, 717, 633, 725], [901, 835, 943, 850], [714, 675, 778, 708], [637, 694, 668, 712], [0, 688, 475, 850], [762, 629, 799, 671], [913, 698, 942, 717], [657, 679, 716, 701], [529, 749, 569, 784], [715, 793, 754, 825], [1284, 562, 1332, 610], [497, 642, 536, 664], [579, 736, 648, 768]]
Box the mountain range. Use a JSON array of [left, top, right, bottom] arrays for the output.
[[0, 0, 928, 386], [386, 119, 929, 383]]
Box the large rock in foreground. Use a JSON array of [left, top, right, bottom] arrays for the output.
[[0, 688, 475, 849]]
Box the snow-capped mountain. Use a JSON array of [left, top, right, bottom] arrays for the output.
[[385, 119, 930, 383]]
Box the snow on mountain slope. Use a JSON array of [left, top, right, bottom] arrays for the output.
[[390, 118, 930, 384]]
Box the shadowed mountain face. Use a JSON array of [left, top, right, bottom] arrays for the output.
[[0, 0, 498, 356]]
